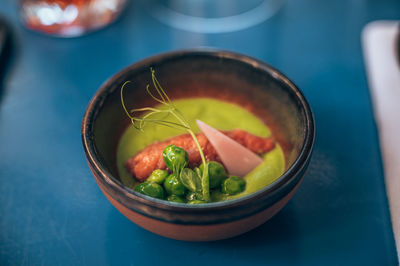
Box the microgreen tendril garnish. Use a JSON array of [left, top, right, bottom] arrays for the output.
[[121, 69, 210, 202]]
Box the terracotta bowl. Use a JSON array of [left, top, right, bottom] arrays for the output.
[[81, 49, 315, 241]]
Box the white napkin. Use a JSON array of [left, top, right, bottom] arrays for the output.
[[362, 20, 400, 260]]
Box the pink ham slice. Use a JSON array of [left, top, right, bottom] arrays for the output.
[[196, 120, 264, 176]]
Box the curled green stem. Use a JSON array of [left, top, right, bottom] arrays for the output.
[[121, 69, 211, 202], [188, 130, 210, 202]]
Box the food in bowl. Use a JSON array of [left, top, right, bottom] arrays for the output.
[[81, 50, 315, 241], [117, 70, 286, 204]]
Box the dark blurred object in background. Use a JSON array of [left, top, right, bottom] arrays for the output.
[[18, 0, 128, 37], [0, 17, 10, 59], [0, 16, 12, 103]]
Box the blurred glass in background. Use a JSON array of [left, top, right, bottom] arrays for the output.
[[18, 0, 127, 37], [144, 0, 285, 33]]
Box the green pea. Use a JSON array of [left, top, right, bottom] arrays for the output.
[[200, 161, 228, 188], [164, 173, 186, 196], [147, 169, 169, 184], [221, 176, 246, 195], [187, 200, 206, 205], [163, 145, 189, 174], [167, 195, 185, 203], [186, 191, 201, 201], [134, 182, 165, 199], [210, 189, 227, 202]]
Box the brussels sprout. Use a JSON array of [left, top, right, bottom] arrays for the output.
[[167, 195, 185, 203], [134, 182, 165, 199], [221, 176, 246, 195], [163, 145, 189, 174], [200, 161, 228, 188], [147, 169, 169, 184], [164, 173, 186, 196], [187, 200, 206, 205]]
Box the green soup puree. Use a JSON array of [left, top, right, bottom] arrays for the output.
[[117, 98, 285, 202]]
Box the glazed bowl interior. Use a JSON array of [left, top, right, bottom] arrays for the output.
[[86, 51, 310, 205]]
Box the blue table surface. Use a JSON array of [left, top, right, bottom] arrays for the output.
[[0, 0, 399, 265]]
